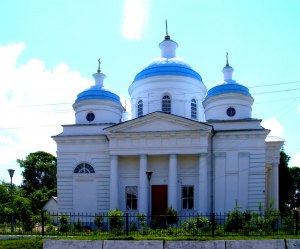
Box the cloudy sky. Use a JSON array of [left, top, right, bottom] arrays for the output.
[[1, 0, 300, 185]]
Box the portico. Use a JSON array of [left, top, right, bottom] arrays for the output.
[[109, 152, 210, 214]]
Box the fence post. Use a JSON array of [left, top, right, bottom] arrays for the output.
[[125, 213, 129, 236], [295, 210, 299, 236], [211, 212, 215, 237], [41, 210, 45, 236]]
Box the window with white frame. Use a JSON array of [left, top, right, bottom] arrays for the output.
[[182, 186, 194, 210], [126, 186, 138, 210], [137, 100, 143, 117], [162, 95, 171, 114], [191, 99, 197, 119], [74, 163, 95, 174]]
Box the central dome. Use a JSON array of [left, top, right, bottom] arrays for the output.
[[134, 57, 202, 82], [129, 35, 207, 121]]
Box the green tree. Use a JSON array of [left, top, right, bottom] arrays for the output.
[[289, 166, 300, 209], [279, 150, 292, 213], [17, 151, 57, 213]]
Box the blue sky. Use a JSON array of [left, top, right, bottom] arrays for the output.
[[1, 0, 300, 184]]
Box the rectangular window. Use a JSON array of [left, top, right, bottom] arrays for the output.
[[126, 186, 138, 210], [182, 186, 194, 210]]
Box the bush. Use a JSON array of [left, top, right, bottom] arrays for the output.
[[59, 215, 70, 233], [224, 202, 251, 233], [165, 206, 178, 226], [46, 224, 54, 233], [181, 216, 209, 235], [74, 218, 82, 231], [108, 209, 123, 235], [94, 214, 105, 230]]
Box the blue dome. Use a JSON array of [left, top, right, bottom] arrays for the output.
[[75, 85, 122, 104], [206, 81, 251, 99], [133, 58, 202, 82]]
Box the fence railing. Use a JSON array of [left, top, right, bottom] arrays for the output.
[[0, 211, 299, 237]]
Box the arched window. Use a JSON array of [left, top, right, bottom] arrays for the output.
[[191, 99, 197, 119], [74, 163, 95, 174], [162, 95, 171, 114], [137, 100, 143, 117]]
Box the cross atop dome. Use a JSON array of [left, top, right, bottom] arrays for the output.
[[159, 20, 178, 58], [222, 52, 234, 81], [226, 52, 229, 66], [93, 58, 106, 87], [165, 20, 170, 40], [97, 58, 101, 73]]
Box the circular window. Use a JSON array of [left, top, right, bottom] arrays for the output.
[[226, 107, 236, 117], [86, 112, 95, 122]]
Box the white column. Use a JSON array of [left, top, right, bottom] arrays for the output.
[[199, 153, 208, 213], [271, 163, 279, 209], [168, 154, 177, 210], [139, 155, 148, 214], [110, 155, 118, 210]]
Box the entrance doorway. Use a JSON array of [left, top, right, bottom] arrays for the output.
[[151, 185, 168, 215]]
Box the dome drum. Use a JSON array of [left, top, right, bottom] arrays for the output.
[[130, 76, 206, 121], [73, 71, 123, 125], [203, 93, 253, 120], [74, 102, 123, 124]]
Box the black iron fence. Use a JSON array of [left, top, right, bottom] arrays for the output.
[[0, 211, 299, 237]]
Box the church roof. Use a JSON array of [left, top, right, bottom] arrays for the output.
[[133, 35, 202, 82], [75, 85, 121, 104], [75, 70, 122, 105], [134, 57, 202, 82], [206, 81, 251, 98], [205, 65, 252, 99]]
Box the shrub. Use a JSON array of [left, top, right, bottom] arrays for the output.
[[181, 216, 209, 235], [137, 214, 150, 235], [224, 202, 251, 233], [108, 209, 123, 235], [74, 218, 82, 231], [94, 214, 105, 230], [59, 215, 70, 233], [46, 224, 54, 232], [165, 206, 178, 226]]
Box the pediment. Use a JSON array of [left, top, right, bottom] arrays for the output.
[[105, 112, 212, 133]]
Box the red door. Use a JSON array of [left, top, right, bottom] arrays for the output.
[[151, 185, 168, 215]]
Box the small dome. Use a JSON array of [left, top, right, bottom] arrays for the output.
[[206, 82, 251, 98], [75, 72, 122, 105], [205, 65, 251, 99], [75, 85, 121, 104]]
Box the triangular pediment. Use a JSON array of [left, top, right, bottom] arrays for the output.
[[105, 112, 212, 133]]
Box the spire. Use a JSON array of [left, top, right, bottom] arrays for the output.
[[165, 20, 170, 40], [93, 58, 106, 87]]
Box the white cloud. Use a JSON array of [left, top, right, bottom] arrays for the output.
[[0, 42, 91, 185], [261, 117, 284, 138], [121, 0, 150, 40], [290, 152, 300, 167]]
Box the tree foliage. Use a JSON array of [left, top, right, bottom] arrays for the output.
[[289, 166, 300, 209], [279, 150, 292, 213], [17, 151, 57, 213], [279, 150, 300, 211]]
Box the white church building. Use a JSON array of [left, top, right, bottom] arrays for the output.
[[52, 33, 284, 215]]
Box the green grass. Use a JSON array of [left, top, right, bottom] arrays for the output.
[[0, 238, 43, 249]]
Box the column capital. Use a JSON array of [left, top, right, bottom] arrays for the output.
[[110, 155, 118, 160], [170, 154, 177, 159], [139, 154, 147, 159]]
